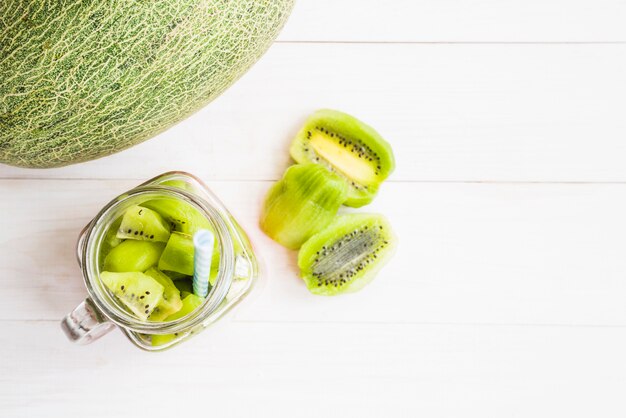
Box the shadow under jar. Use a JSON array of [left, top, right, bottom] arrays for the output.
[[61, 172, 259, 351]]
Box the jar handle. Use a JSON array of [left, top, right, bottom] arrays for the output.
[[61, 298, 115, 344]]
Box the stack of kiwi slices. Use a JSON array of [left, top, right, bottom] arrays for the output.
[[98, 191, 219, 346], [261, 109, 397, 295]]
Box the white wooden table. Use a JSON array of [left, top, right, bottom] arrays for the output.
[[2, 1, 626, 416]]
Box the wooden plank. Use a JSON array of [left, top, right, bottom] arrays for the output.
[[1, 43, 625, 182], [278, 0, 626, 42], [2, 179, 626, 327], [2, 321, 626, 416]]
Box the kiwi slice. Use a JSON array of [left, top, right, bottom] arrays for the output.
[[158, 231, 220, 283], [117, 205, 171, 242], [261, 164, 348, 249], [298, 213, 397, 296], [100, 271, 164, 320], [158, 232, 195, 276], [141, 197, 211, 235], [151, 294, 205, 346], [103, 240, 165, 272], [144, 268, 183, 321], [290, 109, 395, 207]]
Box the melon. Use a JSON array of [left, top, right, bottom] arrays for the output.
[[0, 0, 293, 168]]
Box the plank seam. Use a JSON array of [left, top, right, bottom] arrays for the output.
[[275, 40, 626, 45], [3, 177, 626, 185], [3, 318, 625, 328]]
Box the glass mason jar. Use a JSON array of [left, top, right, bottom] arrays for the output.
[[61, 171, 258, 351]]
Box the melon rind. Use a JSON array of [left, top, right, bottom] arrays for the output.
[[0, 0, 294, 167]]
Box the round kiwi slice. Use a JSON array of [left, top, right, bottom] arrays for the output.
[[261, 164, 348, 249], [290, 109, 395, 207], [298, 213, 397, 296]]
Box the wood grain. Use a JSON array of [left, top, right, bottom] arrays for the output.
[[279, 0, 626, 42], [2, 180, 626, 327], [1, 44, 625, 182], [2, 321, 625, 417]]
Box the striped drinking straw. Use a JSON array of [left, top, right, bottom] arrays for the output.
[[192, 229, 214, 298]]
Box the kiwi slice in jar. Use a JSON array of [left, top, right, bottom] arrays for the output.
[[116, 205, 171, 243], [100, 272, 164, 320]]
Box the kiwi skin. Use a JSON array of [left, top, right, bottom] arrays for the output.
[[290, 109, 395, 208], [261, 164, 348, 250], [298, 213, 397, 296], [144, 268, 183, 321]]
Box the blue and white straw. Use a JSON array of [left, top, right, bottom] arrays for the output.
[[193, 229, 214, 298]]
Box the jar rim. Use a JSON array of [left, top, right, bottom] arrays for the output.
[[80, 181, 235, 335]]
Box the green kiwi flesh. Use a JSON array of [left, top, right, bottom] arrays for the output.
[[145, 268, 183, 321], [163, 270, 191, 281], [141, 197, 211, 235], [298, 213, 397, 296], [117, 205, 171, 242], [261, 164, 348, 249], [100, 271, 164, 320], [158, 232, 195, 276], [158, 231, 220, 283], [290, 109, 395, 207], [103, 240, 165, 272], [151, 294, 205, 346], [174, 278, 194, 295]]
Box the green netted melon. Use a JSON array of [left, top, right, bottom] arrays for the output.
[[0, 0, 293, 167]]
